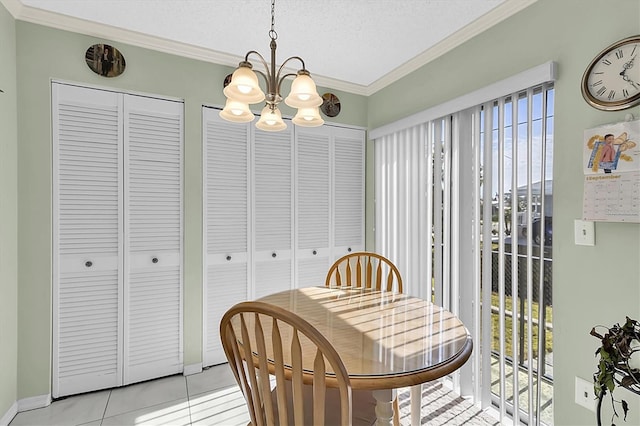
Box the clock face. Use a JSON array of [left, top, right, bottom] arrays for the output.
[[582, 35, 640, 111]]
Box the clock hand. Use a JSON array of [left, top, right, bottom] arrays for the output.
[[620, 55, 637, 76]]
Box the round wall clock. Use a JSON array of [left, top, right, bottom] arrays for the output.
[[320, 93, 341, 117], [85, 44, 126, 78], [581, 35, 640, 111]]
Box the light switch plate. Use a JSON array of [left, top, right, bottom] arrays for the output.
[[574, 220, 595, 246]]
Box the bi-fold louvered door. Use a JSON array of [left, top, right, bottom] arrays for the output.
[[295, 126, 331, 286], [52, 82, 183, 398], [294, 126, 365, 284], [202, 109, 250, 366], [252, 127, 294, 300], [123, 95, 183, 384], [332, 127, 365, 258]]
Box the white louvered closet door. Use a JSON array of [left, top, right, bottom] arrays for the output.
[[333, 128, 365, 258], [52, 83, 124, 397], [202, 108, 250, 366], [124, 95, 183, 384], [53, 83, 184, 397], [252, 127, 294, 299], [295, 126, 331, 287]]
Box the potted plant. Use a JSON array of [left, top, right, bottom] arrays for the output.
[[591, 317, 640, 426]]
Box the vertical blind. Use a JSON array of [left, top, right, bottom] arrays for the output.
[[372, 68, 555, 424]]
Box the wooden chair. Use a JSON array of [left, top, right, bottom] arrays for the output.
[[325, 251, 403, 293], [220, 301, 377, 426], [326, 252, 406, 424]]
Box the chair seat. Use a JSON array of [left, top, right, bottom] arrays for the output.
[[272, 381, 377, 426]]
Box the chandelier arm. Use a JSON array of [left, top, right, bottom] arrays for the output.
[[276, 56, 307, 79], [252, 68, 269, 90], [276, 71, 298, 97], [244, 51, 269, 73], [275, 56, 308, 97], [243, 50, 275, 94]]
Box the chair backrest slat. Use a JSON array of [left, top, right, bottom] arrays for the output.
[[271, 319, 288, 426], [239, 314, 265, 426], [362, 257, 370, 289], [325, 252, 403, 294], [291, 330, 304, 426], [313, 349, 326, 425], [220, 301, 353, 426], [254, 314, 275, 425]]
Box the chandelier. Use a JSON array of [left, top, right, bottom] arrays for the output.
[[220, 0, 324, 131]]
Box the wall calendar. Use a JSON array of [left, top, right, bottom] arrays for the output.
[[582, 119, 640, 223]]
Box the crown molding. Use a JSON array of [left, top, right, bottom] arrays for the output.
[[2, 0, 537, 97], [1, 0, 23, 17], [2, 0, 241, 66], [366, 0, 539, 95]]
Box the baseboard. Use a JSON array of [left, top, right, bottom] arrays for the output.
[[17, 393, 51, 412], [0, 401, 18, 426], [183, 363, 202, 376]]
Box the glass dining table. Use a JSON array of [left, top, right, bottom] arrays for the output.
[[256, 286, 473, 426]]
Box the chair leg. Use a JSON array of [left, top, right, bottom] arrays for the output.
[[393, 397, 400, 426]]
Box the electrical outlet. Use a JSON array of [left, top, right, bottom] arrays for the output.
[[575, 376, 596, 412]]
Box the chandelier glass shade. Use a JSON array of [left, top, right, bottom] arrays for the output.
[[219, 98, 255, 123], [256, 105, 287, 131], [220, 0, 324, 131], [292, 106, 324, 127]]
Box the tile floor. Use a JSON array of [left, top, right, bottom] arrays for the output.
[[9, 364, 500, 426]]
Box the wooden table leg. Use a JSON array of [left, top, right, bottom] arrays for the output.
[[372, 389, 397, 426]]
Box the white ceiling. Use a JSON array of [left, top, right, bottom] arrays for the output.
[[6, 0, 536, 95]]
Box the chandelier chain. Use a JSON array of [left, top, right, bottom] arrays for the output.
[[269, 0, 278, 41]]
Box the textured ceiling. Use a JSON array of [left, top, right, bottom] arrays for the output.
[[10, 0, 535, 94]]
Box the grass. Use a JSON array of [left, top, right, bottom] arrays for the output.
[[490, 291, 553, 361]]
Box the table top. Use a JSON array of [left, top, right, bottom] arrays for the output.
[[257, 286, 473, 390]]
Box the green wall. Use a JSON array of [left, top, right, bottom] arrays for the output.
[[367, 0, 640, 424], [12, 19, 366, 401], [0, 1, 19, 419]]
